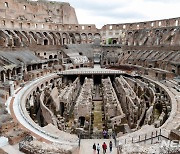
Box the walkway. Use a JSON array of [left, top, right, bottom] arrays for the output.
[[0, 137, 8, 148], [80, 139, 117, 154], [58, 65, 124, 75], [1, 144, 24, 154]]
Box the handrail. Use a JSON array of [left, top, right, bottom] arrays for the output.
[[119, 129, 170, 145]]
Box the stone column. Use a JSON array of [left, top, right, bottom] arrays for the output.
[[9, 81, 14, 96], [1, 71, 6, 82], [8, 70, 12, 80]]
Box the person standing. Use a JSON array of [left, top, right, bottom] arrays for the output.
[[97, 143, 100, 154], [109, 141, 113, 152], [102, 142, 107, 154], [93, 143, 96, 154]]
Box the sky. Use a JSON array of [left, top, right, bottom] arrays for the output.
[[49, 0, 180, 28]]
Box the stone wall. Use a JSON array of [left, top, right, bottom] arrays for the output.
[[101, 46, 179, 77], [0, 0, 78, 24], [102, 77, 125, 129], [101, 17, 180, 45], [74, 77, 93, 130]]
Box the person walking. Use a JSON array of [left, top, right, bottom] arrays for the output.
[[97, 143, 100, 154], [103, 130, 107, 139], [102, 142, 107, 154], [109, 141, 113, 152], [93, 143, 96, 154]]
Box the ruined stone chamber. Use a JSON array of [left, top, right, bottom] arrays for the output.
[[0, 0, 179, 154]]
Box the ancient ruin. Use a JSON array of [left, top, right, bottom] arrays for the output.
[[0, 0, 179, 153]]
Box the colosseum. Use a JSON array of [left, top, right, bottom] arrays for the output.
[[0, 0, 179, 153]]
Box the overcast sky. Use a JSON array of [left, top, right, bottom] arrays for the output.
[[50, 0, 180, 28]]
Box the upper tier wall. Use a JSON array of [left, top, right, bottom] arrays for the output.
[[0, 0, 78, 24], [0, 17, 98, 33], [1, 0, 180, 34], [102, 17, 180, 31]]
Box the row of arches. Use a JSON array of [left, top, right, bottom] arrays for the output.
[[124, 27, 180, 46], [0, 30, 101, 47]]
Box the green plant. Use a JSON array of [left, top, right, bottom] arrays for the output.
[[108, 38, 112, 44]]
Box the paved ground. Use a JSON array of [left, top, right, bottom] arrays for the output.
[[79, 139, 117, 154], [1, 144, 24, 154], [0, 137, 8, 148]]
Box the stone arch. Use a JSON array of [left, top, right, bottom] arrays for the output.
[[112, 40, 117, 44], [43, 32, 53, 45], [81, 33, 87, 44], [94, 33, 101, 39], [14, 30, 29, 46], [4, 2, 8, 8], [133, 31, 140, 46], [36, 32, 44, 45], [43, 39, 48, 45], [62, 33, 69, 45], [54, 60, 58, 65], [6, 69, 12, 80], [55, 32, 62, 45], [69, 33, 76, 44], [0, 70, 6, 82], [29, 31, 37, 44], [154, 29, 161, 45], [36, 87, 40, 92], [126, 31, 134, 46], [49, 55, 53, 59], [21, 31, 30, 43], [5, 30, 21, 47], [41, 84, 44, 89], [33, 91, 36, 97], [11, 67, 16, 77], [54, 55, 57, 59], [0, 30, 9, 47], [88, 33, 93, 43], [128, 31, 133, 35], [27, 65, 32, 71], [163, 28, 168, 34], [74, 33, 81, 44], [49, 32, 57, 45], [94, 33, 101, 44]]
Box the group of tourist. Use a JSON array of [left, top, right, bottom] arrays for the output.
[[93, 141, 113, 154]]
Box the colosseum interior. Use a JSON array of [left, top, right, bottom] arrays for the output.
[[0, 0, 179, 154]]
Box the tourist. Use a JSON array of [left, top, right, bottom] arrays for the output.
[[102, 142, 107, 154], [97, 143, 100, 154], [112, 131, 116, 139], [112, 131, 117, 146], [93, 143, 96, 153], [109, 141, 113, 152], [103, 130, 107, 139]]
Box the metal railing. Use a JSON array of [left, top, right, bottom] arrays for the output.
[[120, 129, 169, 145], [58, 70, 124, 75], [117, 128, 180, 154]]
